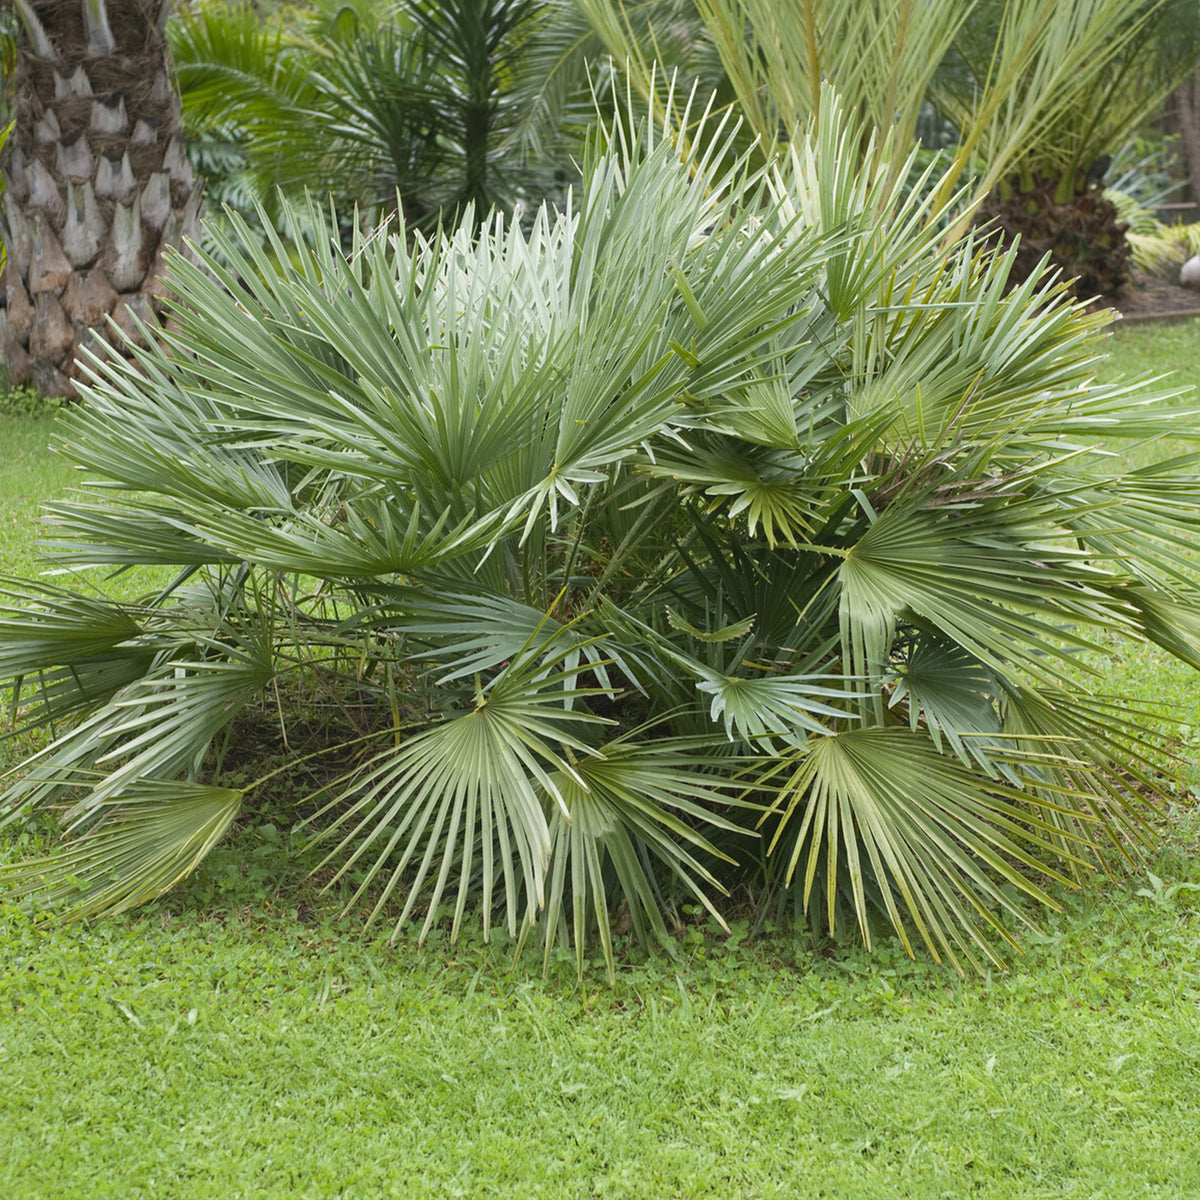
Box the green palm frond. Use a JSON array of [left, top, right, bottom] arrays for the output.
[[542, 735, 749, 980], [764, 726, 1092, 971], [2, 638, 273, 825], [999, 683, 1168, 861], [886, 635, 1003, 769], [0, 782, 244, 920], [698, 672, 855, 746], [305, 618, 615, 942], [1116, 583, 1200, 670], [0, 580, 145, 672], [835, 494, 1136, 693], [646, 436, 830, 548], [382, 589, 632, 699]]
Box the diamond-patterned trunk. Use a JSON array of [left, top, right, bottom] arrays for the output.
[[0, 0, 201, 397]]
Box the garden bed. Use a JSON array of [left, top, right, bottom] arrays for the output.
[[1110, 269, 1200, 325]]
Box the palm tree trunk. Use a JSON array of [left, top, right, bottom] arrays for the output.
[[0, 0, 201, 397], [1175, 74, 1200, 215]]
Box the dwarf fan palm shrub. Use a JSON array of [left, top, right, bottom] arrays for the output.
[[4, 92, 1200, 976]]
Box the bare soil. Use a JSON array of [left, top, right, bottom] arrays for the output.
[[1109, 268, 1200, 322]]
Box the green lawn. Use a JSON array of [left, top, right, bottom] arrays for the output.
[[2, 836, 1199, 1199], [3, 323, 1200, 1199], [1, 405, 72, 582]]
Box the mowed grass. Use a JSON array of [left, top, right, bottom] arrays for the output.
[[2, 322, 1200, 1199], [2, 851, 1199, 1200], [0, 403, 73, 581]]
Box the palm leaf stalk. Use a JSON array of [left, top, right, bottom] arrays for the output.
[[3, 90, 1200, 977]]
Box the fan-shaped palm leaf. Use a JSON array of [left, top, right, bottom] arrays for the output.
[[1, 781, 244, 920], [764, 725, 1092, 971]]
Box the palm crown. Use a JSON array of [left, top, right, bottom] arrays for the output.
[[4, 92, 1200, 976]]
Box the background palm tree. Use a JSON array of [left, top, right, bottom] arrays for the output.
[[171, 0, 736, 240], [173, 0, 580, 233], [579, 0, 1199, 297], [0, 0, 201, 397], [933, 0, 1185, 298]]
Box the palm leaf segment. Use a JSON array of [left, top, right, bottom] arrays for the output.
[[4, 91, 1200, 976]]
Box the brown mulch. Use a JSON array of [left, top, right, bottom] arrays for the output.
[[1107, 269, 1200, 323]]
